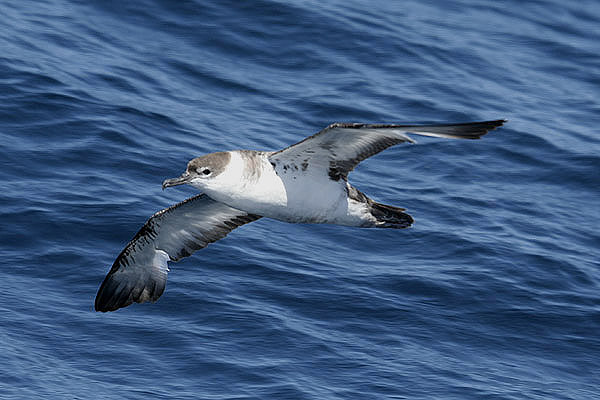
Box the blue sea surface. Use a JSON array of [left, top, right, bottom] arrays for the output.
[[1, 0, 599, 398]]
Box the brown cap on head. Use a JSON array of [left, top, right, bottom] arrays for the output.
[[186, 152, 231, 176], [162, 152, 231, 189]]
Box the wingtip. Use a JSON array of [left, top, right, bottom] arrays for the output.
[[484, 119, 508, 134], [94, 285, 162, 312], [94, 267, 166, 312], [473, 118, 507, 138], [94, 281, 132, 312], [402, 119, 507, 140]]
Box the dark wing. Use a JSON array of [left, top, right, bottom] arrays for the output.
[[270, 120, 505, 180], [95, 194, 261, 312]]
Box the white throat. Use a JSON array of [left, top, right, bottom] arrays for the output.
[[200, 151, 288, 213]]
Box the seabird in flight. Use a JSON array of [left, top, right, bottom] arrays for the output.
[[95, 119, 506, 312]]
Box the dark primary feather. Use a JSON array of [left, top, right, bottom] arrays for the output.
[[95, 194, 261, 312], [392, 119, 506, 139], [271, 120, 506, 180]]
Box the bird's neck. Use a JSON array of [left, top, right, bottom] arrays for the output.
[[203, 150, 288, 213]]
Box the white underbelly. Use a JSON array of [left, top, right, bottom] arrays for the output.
[[200, 151, 372, 226], [252, 175, 347, 222], [217, 168, 349, 223]]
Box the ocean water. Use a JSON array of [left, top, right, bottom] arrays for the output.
[[1, 0, 599, 398]]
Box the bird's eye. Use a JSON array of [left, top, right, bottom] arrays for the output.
[[202, 169, 211, 175]]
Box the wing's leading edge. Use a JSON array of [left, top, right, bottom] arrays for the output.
[[270, 120, 506, 180]]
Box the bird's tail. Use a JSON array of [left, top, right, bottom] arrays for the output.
[[370, 202, 414, 229]]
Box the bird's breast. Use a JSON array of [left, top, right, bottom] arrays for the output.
[[215, 152, 348, 222]]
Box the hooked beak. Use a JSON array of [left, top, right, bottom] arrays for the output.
[[162, 173, 192, 190]]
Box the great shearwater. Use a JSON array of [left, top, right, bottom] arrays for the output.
[[95, 119, 506, 312]]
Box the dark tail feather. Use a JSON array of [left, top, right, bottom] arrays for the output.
[[370, 202, 414, 229]]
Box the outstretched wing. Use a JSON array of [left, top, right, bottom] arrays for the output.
[[270, 120, 505, 180], [95, 194, 261, 312]]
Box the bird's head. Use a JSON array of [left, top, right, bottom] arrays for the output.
[[162, 151, 232, 191]]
